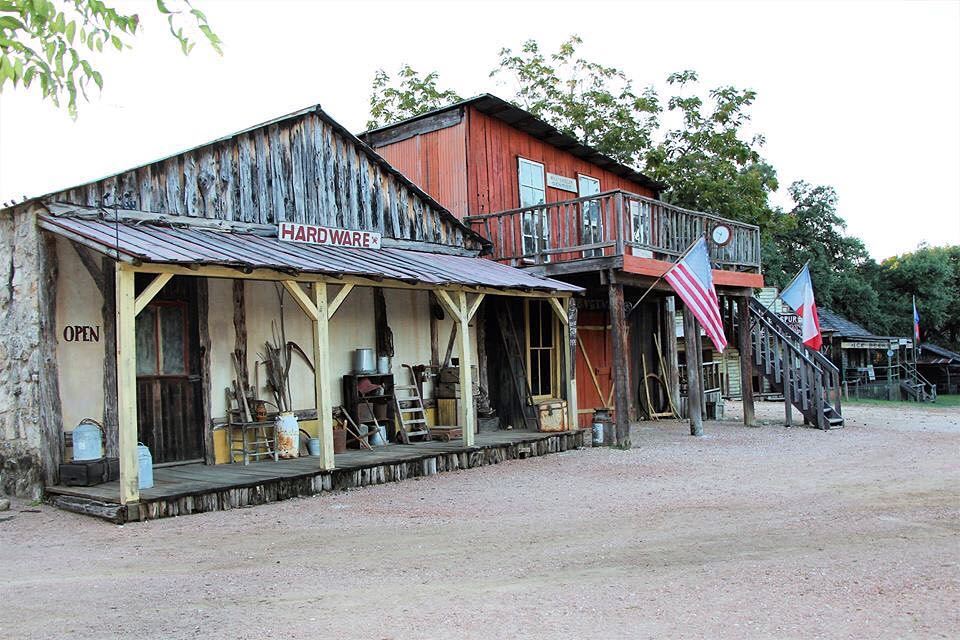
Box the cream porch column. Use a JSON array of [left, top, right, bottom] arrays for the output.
[[281, 280, 354, 470], [116, 266, 174, 505], [435, 290, 485, 447]]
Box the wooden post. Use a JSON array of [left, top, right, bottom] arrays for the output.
[[737, 297, 756, 427], [683, 305, 704, 436], [115, 264, 139, 505], [313, 283, 335, 470], [608, 283, 631, 447], [662, 296, 681, 413], [783, 348, 793, 426], [456, 291, 476, 446], [566, 297, 579, 431]]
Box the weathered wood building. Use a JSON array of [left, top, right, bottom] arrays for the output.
[[0, 104, 584, 520], [363, 95, 843, 438]]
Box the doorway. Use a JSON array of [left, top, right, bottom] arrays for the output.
[[134, 275, 205, 464]]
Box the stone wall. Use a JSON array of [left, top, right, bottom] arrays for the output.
[[0, 205, 46, 498]]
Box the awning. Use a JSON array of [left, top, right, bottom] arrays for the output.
[[39, 212, 582, 294]]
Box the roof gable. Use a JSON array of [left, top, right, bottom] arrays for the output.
[[41, 105, 487, 251]]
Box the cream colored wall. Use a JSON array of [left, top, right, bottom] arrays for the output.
[[54, 237, 105, 432]]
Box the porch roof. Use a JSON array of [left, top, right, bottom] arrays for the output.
[[38, 208, 582, 294]]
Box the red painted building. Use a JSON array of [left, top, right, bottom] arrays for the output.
[[364, 95, 766, 439]]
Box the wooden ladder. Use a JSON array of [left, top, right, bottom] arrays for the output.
[[393, 364, 433, 444]]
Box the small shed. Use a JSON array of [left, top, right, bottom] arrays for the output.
[[917, 342, 960, 395]]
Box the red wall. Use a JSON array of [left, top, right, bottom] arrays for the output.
[[373, 119, 469, 218], [465, 107, 657, 216]]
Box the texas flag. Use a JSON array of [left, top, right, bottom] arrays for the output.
[[780, 263, 822, 351], [913, 296, 921, 343]]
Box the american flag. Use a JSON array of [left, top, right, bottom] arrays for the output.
[[665, 237, 727, 352]]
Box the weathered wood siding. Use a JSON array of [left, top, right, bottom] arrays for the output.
[[465, 106, 657, 216], [50, 109, 481, 250]]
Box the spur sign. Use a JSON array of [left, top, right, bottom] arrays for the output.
[[278, 222, 381, 250]]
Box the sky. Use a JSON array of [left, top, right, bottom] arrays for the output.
[[1, 0, 958, 261]]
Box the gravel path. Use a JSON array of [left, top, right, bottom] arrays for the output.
[[1, 400, 957, 639]]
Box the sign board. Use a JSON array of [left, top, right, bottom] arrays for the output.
[[546, 173, 578, 193], [279, 222, 381, 250], [841, 340, 888, 350]]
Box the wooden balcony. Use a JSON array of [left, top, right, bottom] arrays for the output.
[[465, 190, 762, 283]]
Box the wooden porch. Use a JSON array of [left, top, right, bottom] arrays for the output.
[[47, 429, 585, 523]]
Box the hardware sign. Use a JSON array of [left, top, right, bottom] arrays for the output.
[[279, 222, 381, 249]]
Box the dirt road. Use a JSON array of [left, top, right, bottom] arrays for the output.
[[2, 401, 957, 639]]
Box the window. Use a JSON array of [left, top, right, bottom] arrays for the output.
[[578, 174, 601, 257], [136, 302, 189, 376], [630, 199, 651, 245], [526, 300, 556, 398], [518, 158, 549, 260]]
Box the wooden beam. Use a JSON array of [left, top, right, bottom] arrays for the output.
[[433, 288, 462, 320], [737, 297, 756, 427], [564, 297, 578, 431], [134, 273, 173, 316], [127, 261, 573, 300], [281, 280, 319, 321], [608, 283, 631, 447], [38, 233, 64, 486], [115, 264, 139, 504], [465, 293, 486, 322], [547, 296, 568, 326], [312, 283, 335, 470], [454, 290, 476, 447], [328, 283, 355, 319], [683, 304, 704, 436], [197, 278, 215, 465]]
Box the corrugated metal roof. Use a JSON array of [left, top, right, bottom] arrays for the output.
[[818, 308, 876, 338], [918, 342, 960, 364], [362, 94, 666, 194], [39, 212, 581, 294]]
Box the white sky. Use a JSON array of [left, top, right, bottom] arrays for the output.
[[1, 0, 958, 261]]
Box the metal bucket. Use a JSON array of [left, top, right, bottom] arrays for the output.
[[370, 425, 387, 447], [307, 437, 321, 456], [137, 443, 154, 489], [73, 419, 103, 461], [377, 356, 391, 374], [353, 348, 375, 373]]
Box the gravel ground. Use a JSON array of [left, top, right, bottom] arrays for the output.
[[1, 400, 957, 639]]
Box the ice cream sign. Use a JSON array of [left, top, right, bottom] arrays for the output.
[[278, 222, 382, 250]]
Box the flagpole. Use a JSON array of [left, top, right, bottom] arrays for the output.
[[626, 236, 703, 317]]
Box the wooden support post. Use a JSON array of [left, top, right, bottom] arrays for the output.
[[608, 283, 631, 447], [115, 264, 139, 504], [312, 283, 335, 470], [737, 297, 756, 427], [783, 349, 793, 427], [134, 273, 173, 316], [683, 304, 704, 437], [565, 298, 578, 431], [457, 292, 477, 446], [662, 296, 681, 414]]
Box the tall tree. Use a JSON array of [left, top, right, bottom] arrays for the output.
[[367, 63, 462, 130], [0, 0, 221, 117], [880, 245, 960, 349]]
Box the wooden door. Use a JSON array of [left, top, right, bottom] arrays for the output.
[[134, 276, 204, 464]]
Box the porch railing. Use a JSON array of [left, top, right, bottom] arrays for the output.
[[465, 189, 762, 271]]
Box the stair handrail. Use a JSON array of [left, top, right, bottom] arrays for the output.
[[747, 298, 839, 376]]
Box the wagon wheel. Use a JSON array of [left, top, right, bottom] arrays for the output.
[[637, 373, 669, 418]]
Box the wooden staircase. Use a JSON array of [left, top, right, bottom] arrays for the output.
[[746, 298, 844, 429], [899, 365, 937, 402]]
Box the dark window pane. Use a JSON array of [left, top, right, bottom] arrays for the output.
[[539, 351, 552, 396], [160, 305, 187, 375], [136, 307, 158, 375]]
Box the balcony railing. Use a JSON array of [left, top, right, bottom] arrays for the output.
[[465, 190, 761, 272]]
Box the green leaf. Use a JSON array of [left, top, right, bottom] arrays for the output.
[[111, 34, 122, 50], [0, 15, 26, 30], [65, 20, 76, 44], [156, 0, 171, 14]]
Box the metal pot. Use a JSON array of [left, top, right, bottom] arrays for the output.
[[353, 348, 375, 373]]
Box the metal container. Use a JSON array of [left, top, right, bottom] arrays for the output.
[[370, 425, 387, 447], [73, 419, 103, 461], [307, 437, 321, 456], [592, 408, 612, 446], [353, 348, 375, 373], [377, 356, 391, 374], [137, 443, 154, 489], [275, 412, 300, 459]]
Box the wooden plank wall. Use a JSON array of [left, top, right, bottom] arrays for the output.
[[465, 107, 658, 216], [51, 111, 479, 250]]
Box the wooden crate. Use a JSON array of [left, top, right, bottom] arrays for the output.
[[537, 399, 568, 432]]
